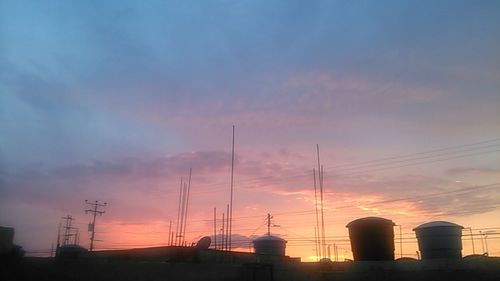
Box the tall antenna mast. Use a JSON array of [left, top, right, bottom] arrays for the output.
[[225, 203, 230, 250], [61, 215, 75, 246], [175, 177, 183, 246], [314, 226, 319, 261], [320, 164, 326, 259], [229, 125, 235, 251], [213, 207, 217, 250], [267, 213, 273, 236], [221, 211, 225, 250], [316, 144, 326, 259], [182, 168, 192, 245], [56, 222, 61, 249], [179, 182, 188, 246], [85, 200, 107, 251], [313, 168, 320, 259], [168, 221, 172, 246], [74, 228, 79, 245]]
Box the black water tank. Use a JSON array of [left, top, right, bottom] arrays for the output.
[[253, 235, 287, 256], [346, 217, 395, 261], [413, 221, 463, 259]]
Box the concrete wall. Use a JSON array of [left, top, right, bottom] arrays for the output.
[[3, 256, 500, 281], [88, 246, 299, 265]]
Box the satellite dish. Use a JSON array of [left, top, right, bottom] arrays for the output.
[[195, 236, 211, 249]]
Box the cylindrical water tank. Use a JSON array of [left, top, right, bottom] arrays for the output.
[[0, 227, 15, 254], [346, 217, 395, 261], [253, 235, 287, 256], [413, 221, 463, 259]]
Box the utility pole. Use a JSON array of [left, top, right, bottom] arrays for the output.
[[85, 200, 107, 251]]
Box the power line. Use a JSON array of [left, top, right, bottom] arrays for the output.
[[327, 138, 500, 170], [188, 141, 500, 195], [187, 182, 500, 224], [334, 149, 500, 178]]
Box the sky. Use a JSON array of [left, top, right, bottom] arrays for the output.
[[1, 0, 499, 260]]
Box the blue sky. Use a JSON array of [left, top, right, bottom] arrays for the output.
[[1, 0, 499, 258]]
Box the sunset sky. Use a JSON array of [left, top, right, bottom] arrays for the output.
[[1, 0, 499, 260]]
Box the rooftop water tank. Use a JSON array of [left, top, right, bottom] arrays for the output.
[[346, 217, 395, 261], [413, 221, 463, 259], [253, 235, 287, 256], [0, 226, 15, 254]]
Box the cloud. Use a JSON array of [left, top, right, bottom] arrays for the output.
[[0, 150, 236, 222], [3, 144, 497, 226], [49, 150, 234, 181]]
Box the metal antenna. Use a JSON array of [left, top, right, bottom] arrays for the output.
[[267, 213, 273, 236], [316, 144, 326, 259], [61, 215, 75, 246], [213, 207, 217, 250], [229, 125, 235, 251], [221, 211, 225, 250], [74, 228, 79, 245], [85, 200, 107, 251], [56, 222, 61, 248], [225, 204, 230, 250], [313, 168, 320, 259], [320, 164, 326, 259], [175, 177, 183, 246], [314, 226, 319, 261], [179, 182, 187, 245], [168, 221, 172, 246], [182, 168, 192, 245]]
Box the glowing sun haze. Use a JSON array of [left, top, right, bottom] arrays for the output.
[[1, 0, 499, 260]]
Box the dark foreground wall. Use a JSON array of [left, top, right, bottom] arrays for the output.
[[2, 257, 500, 281], [2, 259, 243, 281]]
